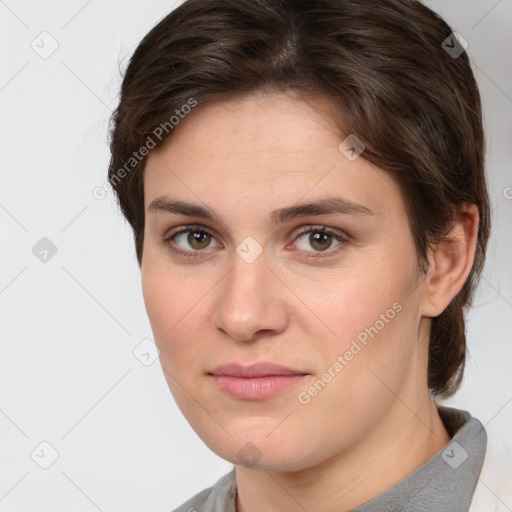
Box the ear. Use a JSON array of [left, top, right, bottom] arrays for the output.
[[420, 203, 479, 317]]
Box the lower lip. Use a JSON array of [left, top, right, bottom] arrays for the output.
[[211, 375, 308, 400]]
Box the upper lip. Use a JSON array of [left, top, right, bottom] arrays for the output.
[[209, 362, 308, 377]]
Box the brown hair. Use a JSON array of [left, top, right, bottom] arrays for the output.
[[108, 0, 490, 397]]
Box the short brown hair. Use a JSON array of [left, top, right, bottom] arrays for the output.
[[108, 0, 491, 397]]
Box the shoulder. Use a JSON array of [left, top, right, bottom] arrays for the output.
[[469, 422, 512, 511], [172, 486, 212, 512], [171, 469, 237, 512]]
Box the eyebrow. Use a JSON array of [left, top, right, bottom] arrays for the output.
[[147, 195, 374, 228]]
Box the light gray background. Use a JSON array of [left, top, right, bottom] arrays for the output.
[[1, 1, 511, 511]]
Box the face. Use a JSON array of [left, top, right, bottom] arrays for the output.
[[141, 91, 430, 471]]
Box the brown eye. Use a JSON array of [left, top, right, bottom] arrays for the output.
[[308, 231, 334, 251], [293, 226, 348, 257], [185, 230, 212, 250], [163, 225, 220, 258]]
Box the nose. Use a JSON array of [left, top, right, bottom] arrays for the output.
[[212, 252, 289, 342]]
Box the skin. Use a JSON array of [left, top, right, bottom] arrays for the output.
[[141, 90, 479, 512]]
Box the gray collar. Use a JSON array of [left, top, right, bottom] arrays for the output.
[[194, 406, 487, 512], [350, 406, 487, 511]]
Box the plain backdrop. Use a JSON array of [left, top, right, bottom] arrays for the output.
[[1, 0, 511, 510]]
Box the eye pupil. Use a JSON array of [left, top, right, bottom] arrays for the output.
[[188, 230, 210, 249], [310, 231, 332, 251]]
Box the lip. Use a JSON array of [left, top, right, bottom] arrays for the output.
[[208, 362, 309, 400]]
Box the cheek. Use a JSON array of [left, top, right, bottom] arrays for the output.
[[303, 249, 420, 393], [141, 254, 213, 371], [141, 253, 183, 349], [293, 257, 410, 344]]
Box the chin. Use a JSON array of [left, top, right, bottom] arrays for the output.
[[198, 425, 317, 472]]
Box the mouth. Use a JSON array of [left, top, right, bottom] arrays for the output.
[[208, 362, 310, 400]]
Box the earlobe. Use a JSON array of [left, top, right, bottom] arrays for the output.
[[421, 204, 479, 318]]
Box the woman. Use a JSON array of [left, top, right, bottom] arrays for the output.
[[107, 0, 512, 510]]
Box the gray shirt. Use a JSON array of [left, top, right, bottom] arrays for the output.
[[173, 406, 487, 512]]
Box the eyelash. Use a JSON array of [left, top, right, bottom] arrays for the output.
[[161, 224, 349, 260]]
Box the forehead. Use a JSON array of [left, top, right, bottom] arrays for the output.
[[143, 92, 402, 221]]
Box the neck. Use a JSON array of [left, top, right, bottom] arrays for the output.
[[235, 393, 451, 512]]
